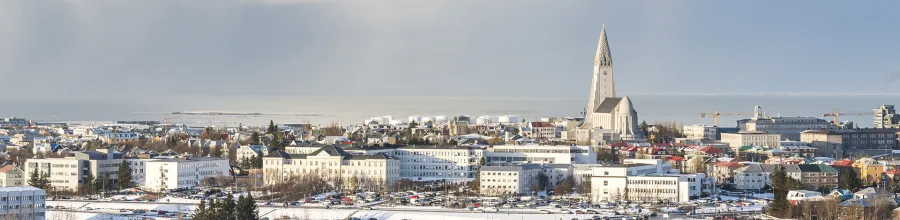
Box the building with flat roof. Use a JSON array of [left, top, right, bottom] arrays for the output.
[[144, 157, 231, 191], [590, 159, 707, 203], [24, 149, 124, 192], [874, 104, 899, 129], [720, 132, 782, 152], [0, 186, 46, 220], [479, 164, 543, 196]]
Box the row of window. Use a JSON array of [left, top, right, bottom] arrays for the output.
[[0, 195, 45, 201]]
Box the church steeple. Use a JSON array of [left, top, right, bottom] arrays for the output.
[[595, 25, 612, 67]]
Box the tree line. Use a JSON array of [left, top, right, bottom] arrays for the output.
[[193, 193, 259, 220]]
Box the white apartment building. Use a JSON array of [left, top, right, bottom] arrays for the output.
[[590, 159, 706, 203], [720, 132, 782, 151], [0, 166, 25, 187], [682, 125, 717, 140], [123, 159, 148, 186], [486, 144, 596, 165], [100, 132, 140, 144], [479, 164, 542, 196], [24, 150, 124, 192], [525, 122, 557, 140], [236, 144, 266, 164], [0, 186, 46, 220], [263, 145, 401, 189], [732, 164, 772, 191], [144, 157, 231, 191]]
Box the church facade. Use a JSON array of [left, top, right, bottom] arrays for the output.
[[577, 26, 642, 143]]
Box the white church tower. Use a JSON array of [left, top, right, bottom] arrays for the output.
[[576, 25, 642, 142], [582, 25, 616, 129]]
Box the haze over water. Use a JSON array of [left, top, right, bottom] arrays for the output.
[[2, 94, 893, 128]]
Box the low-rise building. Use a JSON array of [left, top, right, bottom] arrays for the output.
[[733, 163, 838, 191], [0, 165, 25, 187], [144, 157, 231, 191], [682, 124, 717, 141], [0, 186, 46, 220], [479, 164, 542, 196], [720, 132, 782, 152], [590, 159, 707, 203], [24, 149, 124, 192], [263, 145, 401, 189]]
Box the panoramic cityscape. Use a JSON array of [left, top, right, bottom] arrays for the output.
[[3, 1, 900, 220]]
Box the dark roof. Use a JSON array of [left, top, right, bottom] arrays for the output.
[[346, 153, 392, 160], [265, 150, 306, 159], [798, 164, 838, 173], [593, 98, 623, 113], [309, 145, 349, 157]]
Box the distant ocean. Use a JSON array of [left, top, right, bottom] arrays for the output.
[[1, 95, 897, 128]]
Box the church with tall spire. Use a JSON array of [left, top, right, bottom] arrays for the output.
[[577, 25, 642, 141]]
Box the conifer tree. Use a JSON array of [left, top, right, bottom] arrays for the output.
[[195, 200, 209, 220], [222, 194, 236, 220], [118, 161, 133, 190]]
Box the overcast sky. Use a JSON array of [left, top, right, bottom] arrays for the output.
[[2, 0, 899, 101]]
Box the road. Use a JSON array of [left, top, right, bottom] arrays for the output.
[[50, 199, 762, 220]]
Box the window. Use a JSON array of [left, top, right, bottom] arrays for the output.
[[603, 181, 608, 186]]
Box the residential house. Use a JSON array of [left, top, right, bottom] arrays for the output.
[[0, 165, 25, 187]]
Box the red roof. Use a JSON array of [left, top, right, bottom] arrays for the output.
[[886, 169, 900, 175], [698, 146, 724, 154], [673, 143, 691, 147], [623, 146, 638, 152], [667, 156, 686, 161], [714, 162, 744, 168], [831, 160, 854, 167], [651, 143, 673, 147]]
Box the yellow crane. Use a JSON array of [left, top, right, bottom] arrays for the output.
[[822, 108, 871, 126], [700, 110, 766, 127]]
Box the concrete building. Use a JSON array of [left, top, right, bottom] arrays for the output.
[[236, 144, 266, 165], [0, 186, 46, 220], [100, 132, 140, 144], [720, 132, 782, 152], [486, 144, 596, 165], [590, 159, 706, 203], [733, 164, 838, 191], [874, 104, 899, 128], [736, 106, 831, 141], [578, 26, 642, 140], [449, 116, 471, 137], [263, 145, 401, 188], [24, 150, 124, 192], [682, 125, 717, 141], [144, 157, 231, 191], [0, 166, 25, 187], [526, 122, 556, 140], [479, 164, 543, 196], [801, 129, 844, 158], [802, 128, 900, 157]]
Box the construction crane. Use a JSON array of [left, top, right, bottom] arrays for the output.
[[162, 117, 180, 136], [700, 106, 769, 127], [822, 108, 871, 126]]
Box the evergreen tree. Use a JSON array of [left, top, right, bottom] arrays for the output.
[[266, 120, 277, 135], [222, 194, 236, 220], [242, 193, 260, 220], [839, 167, 862, 191], [28, 171, 40, 188], [252, 154, 263, 168], [249, 132, 261, 145], [768, 165, 792, 218], [195, 200, 209, 220], [118, 161, 133, 190], [93, 174, 109, 194], [235, 195, 249, 220], [211, 145, 223, 158], [82, 173, 96, 195]]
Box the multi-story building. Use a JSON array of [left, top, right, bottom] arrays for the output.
[[720, 132, 782, 152], [710, 162, 745, 185], [235, 144, 266, 165], [123, 159, 148, 186], [802, 128, 900, 156], [526, 122, 557, 140], [590, 159, 706, 203], [0, 165, 25, 187], [744, 117, 831, 141], [735, 105, 831, 141], [486, 144, 596, 165], [479, 164, 542, 196], [24, 150, 124, 192], [733, 164, 838, 191], [874, 104, 899, 128], [0, 117, 30, 128], [682, 124, 717, 141], [263, 145, 401, 189], [0, 186, 46, 220], [800, 129, 844, 158], [449, 116, 471, 136], [100, 132, 140, 144], [144, 157, 231, 191]]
